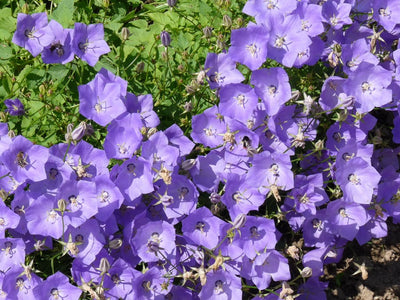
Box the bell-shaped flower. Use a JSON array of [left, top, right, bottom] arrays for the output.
[[41, 20, 74, 64], [33, 271, 82, 300]]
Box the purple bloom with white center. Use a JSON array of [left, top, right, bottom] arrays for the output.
[[321, 0, 352, 30], [33, 271, 82, 300], [319, 76, 354, 111], [241, 250, 290, 290], [78, 76, 126, 127], [302, 210, 335, 248], [251, 67, 291, 116], [72, 23, 110, 66], [336, 157, 381, 205], [0, 238, 25, 273], [341, 38, 379, 74], [63, 219, 105, 265], [181, 206, 225, 249], [25, 194, 64, 239], [164, 124, 195, 157], [4, 98, 25, 116], [103, 113, 143, 159], [0, 135, 48, 183], [191, 106, 226, 148], [345, 61, 392, 114], [238, 216, 281, 259], [132, 266, 171, 298], [266, 13, 312, 67], [57, 180, 98, 228], [114, 156, 154, 204], [372, 0, 400, 33], [327, 198, 370, 241], [122, 93, 160, 128], [204, 52, 245, 89], [0, 200, 20, 239], [41, 20, 74, 64], [325, 122, 366, 155], [335, 140, 373, 169], [141, 131, 180, 171], [131, 221, 176, 262], [198, 269, 242, 300], [246, 151, 294, 195], [2, 267, 42, 299], [12, 12, 54, 57], [243, 0, 297, 22], [286, 183, 326, 216], [153, 173, 198, 220], [94, 174, 123, 222], [103, 258, 138, 299], [228, 23, 269, 71], [221, 174, 265, 220], [218, 83, 259, 124], [294, 2, 324, 38]]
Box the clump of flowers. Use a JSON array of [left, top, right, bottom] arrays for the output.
[[3, 0, 400, 299]]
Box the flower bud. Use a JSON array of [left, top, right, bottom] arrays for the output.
[[58, 199, 67, 213], [181, 158, 196, 171], [103, 0, 110, 7], [314, 139, 324, 151], [210, 192, 221, 203], [99, 257, 110, 275], [222, 15, 232, 27], [22, 3, 29, 14], [167, 0, 177, 7], [136, 61, 145, 73], [0, 112, 6, 122], [203, 26, 213, 38], [300, 267, 313, 278], [108, 238, 123, 249], [216, 39, 226, 50], [160, 31, 171, 47], [232, 213, 246, 229], [71, 121, 87, 142], [121, 27, 130, 41], [183, 101, 193, 112]]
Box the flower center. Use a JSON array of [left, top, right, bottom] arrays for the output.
[[268, 85, 277, 95], [361, 81, 374, 94], [274, 36, 286, 48], [49, 168, 59, 180], [348, 173, 361, 185], [75, 234, 84, 243], [127, 163, 136, 173], [235, 94, 247, 108], [94, 103, 103, 113], [112, 274, 121, 284], [246, 43, 258, 57], [214, 280, 224, 294], [312, 218, 323, 230], [250, 226, 260, 238], [338, 208, 348, 218], [196, 221, 206, 232], [100, 190, 110, 203]]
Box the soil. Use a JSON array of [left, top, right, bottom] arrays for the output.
[[325, 219, 400, 300]]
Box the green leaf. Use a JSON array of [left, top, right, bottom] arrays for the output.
[[47, 65, 70, 81], [0, 8, 16, 40], [0, 42, 12, 60], [51, 0, 75, 28]]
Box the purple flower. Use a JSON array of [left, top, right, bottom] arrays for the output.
[[132, 267, 171, 298], [321, 0, 352, 30], [243, 0, 297, 22], [191, 106, 226, 148], [0, 135, 48, 182], [341, 38, 379, 74], [33, 271, 82, 300], [238, 216, 281, 259], [72, 23, 110, 66], [0, 200, 20, 239], [345, 62, 392, 113], [295, 2, 324, 38], [228, 23, 269, 71], [319, 76, 354, 111], [251, 67, 291, 116], [103, 113, 143, 159], [336, 157, 381, 205], [372, 0, 400, 33], [181, 206, 225, 249], [160, 31, 171, 47], [2, 267, 43, 299], [327, 198, 370, 241], [4, 99, 25, 116], [265, 13, 312, 67], [198, 270, 242, 299], [218, 83, 259, 124], [114, 156, 154, 203], [0, 238, 25, 273], [25, 194, 64, 239], [12, 12, 54, 57], [204, 52, 245, 89], [41, 20, 74, 64], [78, 74, 126, 127]]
